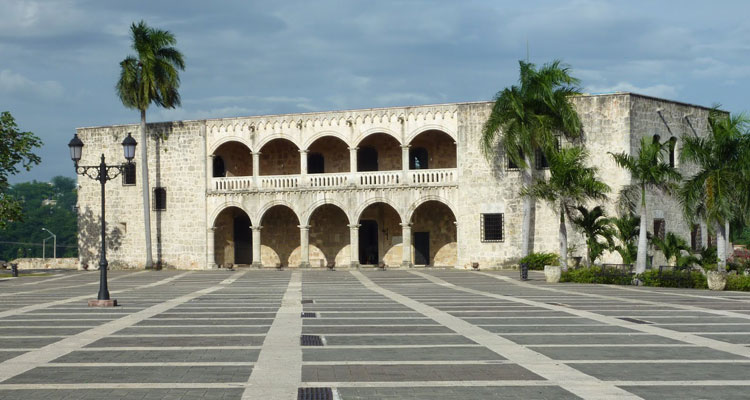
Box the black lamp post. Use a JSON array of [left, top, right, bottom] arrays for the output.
[[68, 133, 137, 307]]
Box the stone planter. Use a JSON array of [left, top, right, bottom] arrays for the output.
[[544, 265, 561, 283], [707, 271, 727, 291]]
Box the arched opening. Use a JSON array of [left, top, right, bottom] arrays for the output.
[[309, 204, 350, 267], [668, 137, 677, 168], [408, 130, 456, 169], [213, 156, 226, 177], [260, 205, 300, 267], [652, 134, 661, 145], [410, 200, 457, 266], [213, 207, 252, 266], [308, 136, 350, 173], [260, 138, 300, 175], [358, 202, 402, 265], [357, 133, 401, 171], [212, 141, 252, 177]]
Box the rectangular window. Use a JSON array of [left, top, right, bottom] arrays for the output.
[[653, 218, 665, 241], [481, 213, 504, 242], [122, 163, 136, 186], [690, 224, 702, 251], [535, 137, 560, 170], [507, 150, 522, 170], [153, 187, 166, 211]]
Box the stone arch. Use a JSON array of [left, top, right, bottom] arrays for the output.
[[259, 203, 301, 268], [256, 133, 301, 150], [211, 140, 253, 177], [307, 202, 352, 267], [209, 136, 254, 154], [306, 134, 351, 174], [302, 131, 351, 150], [256, 200, 300, 225], [406, 195, 457, 222], [302, 199, 352, 226], [353, 127, 402, 147], [408, 199, 458, 267], [406, 125, 457, 144], [355, 197, 404, 224], [356, 200, 403, 266], [406, 129, 457, 169], [212, 205, 253, 266], [258, 137, 300, 176], [210, 202, 252, 228]]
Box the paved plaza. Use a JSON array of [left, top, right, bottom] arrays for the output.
[[0, 269, 749, 399]]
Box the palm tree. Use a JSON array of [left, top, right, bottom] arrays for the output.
[[611, 213, 641, 265], [571, 205, 615, 265], [679, 109, 750, 271], [610, 137, 681, 273], [520, 147, 609, 269], [651, 232, 698, 268], [481, 60, 582, 258], [116, 21, 185, 269]]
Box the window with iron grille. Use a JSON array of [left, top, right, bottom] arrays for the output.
[[153, 187, 166, 211], [653, 218, 665, 241], [122, 163, 136, 186], [481, 213, 504, 242]]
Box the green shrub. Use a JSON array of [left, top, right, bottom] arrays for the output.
[[519, 252, 559, 270], [726, 274, 750, 291], [560, 266, 632, 285], [638, 269, 707, 289]]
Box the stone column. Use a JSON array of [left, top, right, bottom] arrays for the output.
[[252, 151, 261, 188], [454, 221, 460, 268], [207, 154, 214, 191], [299, 225, 310, 268], [401, 222, 412, 268], [349, 223, 360, 268], [299, 149, 308, 186], [207, 226, 216, 269], [349, 147, 358, 186], [251, 226, 262, 268], [401, 145, 411, 184]]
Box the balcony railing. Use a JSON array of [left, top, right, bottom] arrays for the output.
[[212, 168, 457, 191]]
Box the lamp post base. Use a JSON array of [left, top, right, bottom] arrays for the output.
[[88, 299, 118, 307]]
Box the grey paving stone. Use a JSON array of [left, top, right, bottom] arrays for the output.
[[302, 364, 542, 381], [304, 346, 504, 361], [570, 362, 750, 381], [337, 386, 581, 400], [0, 389, 244, 400], [481, 325, 634, 334], [501, 334, 685, 345], [529, 345, 744, 360], [4, 366, 253, 383], [322, 334, 476, 346], [86, 335, 265, 347], [0, 352, 24, 362], [621, 385, 750, 399], [53, 349, 260, 363], [302, 325, 453, 334], [116, 326, 269, 334]]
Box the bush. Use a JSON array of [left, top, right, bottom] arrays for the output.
[[639, 269, 707, 289], [726, 274, 750, 291], [560, 266, 632, 285], [519, 252, 559, 270]]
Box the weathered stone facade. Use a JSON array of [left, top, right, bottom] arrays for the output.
[[75, 93, 712, 270]]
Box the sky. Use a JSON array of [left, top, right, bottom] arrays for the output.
[[2, 0, 750, 183]]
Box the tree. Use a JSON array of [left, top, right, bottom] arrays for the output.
[[116, 21, 185, 268], [651, 231, 699, 268], [481, 60, 582, 258], [610, 213, 641, 265], [520, 146, 609, 269], [679, 109, 750, 271], [610, 137, 681, 273], [0, 111, 42, 228], [571, 205, 614, 265]]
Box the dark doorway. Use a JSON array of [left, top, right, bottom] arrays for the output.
[[308, 152, 324, 174], [213, 156, 226, 177], [233, 215, 252, 264], [409, 147, 428, 169], [359, 220, 379, 264], [358, 147, 378, 171], [414, 232, 430, 265]]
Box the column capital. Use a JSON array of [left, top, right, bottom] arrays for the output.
[[251, 151, 262, 156], [251, 225, 263, 231], [299, 149, 309, 154], [208, 226, 216, 232], [348, 224, 361, 229], [400, 144, 411, 149], [348, 146, 359, 151], [297, 225, 311, 230], [400, 223, 412, 228]]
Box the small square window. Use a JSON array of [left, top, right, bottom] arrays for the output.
[[122, 163, 136, 186], [481, 213, 504, 242], [153, 187, 166, 211]]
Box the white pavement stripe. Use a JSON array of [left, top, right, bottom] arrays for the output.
[[243, 271, 301, 400], [351, 271, 640, 400], [45, 362, 256, 367], [76, 346, 262, 351], [301, 359, 750, 365], [0, 271, 247, 383], [419, 272, 750, 359], [0, 272, 192, 320], [0, 271, 150, 297]]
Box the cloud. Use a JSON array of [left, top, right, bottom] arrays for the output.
[[585, 82, 679, 99], [0, 69, 63, 100]]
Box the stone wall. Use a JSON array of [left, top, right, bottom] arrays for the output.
[[213, 142, 252, 177], [411, 200, 457, 266], [260, 205, 300, 266], [409, 130, 457, 169], [260, 139, 300, 175], [7, 258, 79, 270], [308, 137, 350, 173], [358, 133, 401, 171], [309, 204, 350, 266]]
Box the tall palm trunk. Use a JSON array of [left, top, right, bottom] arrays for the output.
[[716, 221, 726, 272], [140, 109, 153, 269], [635, 189, 648, 274], [559, 204, 568, 270], [521, 153, 534, 257]]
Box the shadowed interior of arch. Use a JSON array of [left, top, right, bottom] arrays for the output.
[[212, 141, 252, 177], [309, 204, 350, 267], [357, 133, 401, 172], [260, 205, 300, 267], [307, 136, 350, 174], [260, 138, 300, 175], [408, 130, 457, 169], [213, 206, 252, 266], [410, 200, 457, 266], [358, 202, 402, 265]]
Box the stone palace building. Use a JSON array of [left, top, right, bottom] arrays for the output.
[[75, 93, 713, 270]]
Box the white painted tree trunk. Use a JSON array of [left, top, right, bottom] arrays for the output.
[[140, 110, 153, 269], [635, 197, 648, 274], [559, 204, 568, 271], [717, 221, 726, 272], [521, 153, 533, 257]]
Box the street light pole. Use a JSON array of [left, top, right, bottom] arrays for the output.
[[42, 228, 56, 259], [68, 132, 137, 307]]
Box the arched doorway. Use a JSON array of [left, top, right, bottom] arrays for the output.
[[213, 207, 252, 266], [309, 204, 350, 267], [358, 202, 402, 265], [410, 200, 457, 266], [260, 205, 300, 267]]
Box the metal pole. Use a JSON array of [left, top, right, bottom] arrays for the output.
[[42, 238, 46, 260], [97, 154, 110, 301]]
